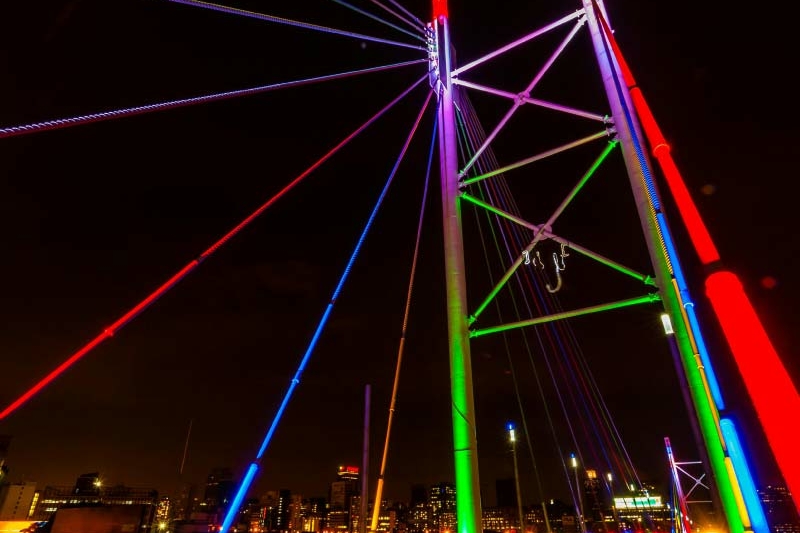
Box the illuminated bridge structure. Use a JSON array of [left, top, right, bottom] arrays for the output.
[[0, 2, 797, 533]]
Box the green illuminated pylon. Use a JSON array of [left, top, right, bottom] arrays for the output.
[[431, 4, 483, 533], [582, 1, 745, 531]]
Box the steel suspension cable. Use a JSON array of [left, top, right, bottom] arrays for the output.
[[369, 114, 437, 533], [329, 0, 426, 42], [454, 108, 552, 522], [458, 88, 639, 509], [384, 0, 427, 29], [456, 99, 570, 514], [219, 90, 433, 533], [0, 59, 427, 139], [461, 95, 628, 483], [366, 0, 426, 33], [460, 117, 589, 518], [168, 0, 426, 51], [472, 121, 642, 499], [0, 74, 428, 421]]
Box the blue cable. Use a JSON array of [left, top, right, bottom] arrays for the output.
[[594, 8, 771, 528], [594, 10, 725, 409], [219, 92, 433, 533]]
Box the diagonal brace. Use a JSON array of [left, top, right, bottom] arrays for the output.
[[470, 293, 660, 338], [469, 141, 618, 324], [460, 192, 654, 286], [459, 16, 587, 176], [460, 130, 611, 185], [453, 78, 607, 122]]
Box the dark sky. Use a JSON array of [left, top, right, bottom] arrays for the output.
[[0, 0, 797, 510]]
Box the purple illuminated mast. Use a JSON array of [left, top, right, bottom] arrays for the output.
[[431, 2, 484, 533]]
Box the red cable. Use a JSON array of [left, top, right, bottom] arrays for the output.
[[0, 75, 426, 421]]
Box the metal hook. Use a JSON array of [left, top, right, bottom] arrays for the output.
[[560, 242, 570, 259], [523, 249, 545, 269], [546, 253, 563, 293], [553, 251, 566, 271]]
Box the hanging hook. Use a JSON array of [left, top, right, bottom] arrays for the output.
[[522, 249, 545, 269], [546, 253, 563, 293], [554, 250, 566, 271]]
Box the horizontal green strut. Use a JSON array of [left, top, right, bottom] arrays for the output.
[[470, 293, 660, 338], [459, 192, 654, 286], [468, 140, 618, 324]]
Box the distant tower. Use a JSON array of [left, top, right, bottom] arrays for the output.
[[329, 466, 360, 532], [583, 469, 604, 523], [275, 489, 291, 531]]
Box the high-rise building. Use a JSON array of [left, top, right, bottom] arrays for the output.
[[275, 489, 291, 531], [429, 483, 456, 532], [0, 481, 37, 520], [298, 496, 327, 533], [583, 469, 605, 524], [174, 483, 200, 521], [328, 466, 360, 532], [203, 467, 235, 513]]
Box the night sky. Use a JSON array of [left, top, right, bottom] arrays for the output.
[[1, 0, 797, 510]]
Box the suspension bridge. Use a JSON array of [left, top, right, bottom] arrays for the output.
[[1, 2, 797, 533]]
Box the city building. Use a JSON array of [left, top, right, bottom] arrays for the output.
[[202, 467, 235, 514], [613, 494, 671, 532], [0, 481, 37, 520], [328, 466, 360, 532], [30, 474, 158, 522], [429, 483, 456, 533], [759, 485, 800, 533]]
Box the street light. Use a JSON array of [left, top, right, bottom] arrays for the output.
[[508, 423, 525, 533], [570, 453, 585, 533]]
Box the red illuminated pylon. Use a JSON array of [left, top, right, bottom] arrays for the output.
[[593, 5, 800, 514]]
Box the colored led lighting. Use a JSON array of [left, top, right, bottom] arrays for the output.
[[706, 271, 800, 514], [585, 2, 743, 529], [0, 74, 428, 422], [720, 418, 769, 533], [661, 313, 674, 335], [219, 462, 259, 533]]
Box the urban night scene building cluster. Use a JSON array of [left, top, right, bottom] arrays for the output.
[[0, 0, 798, 533]]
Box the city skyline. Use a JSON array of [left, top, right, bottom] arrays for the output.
[[0, 0, 797, 518]]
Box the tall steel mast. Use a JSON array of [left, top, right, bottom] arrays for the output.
[[431, 2, 483, 533]]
